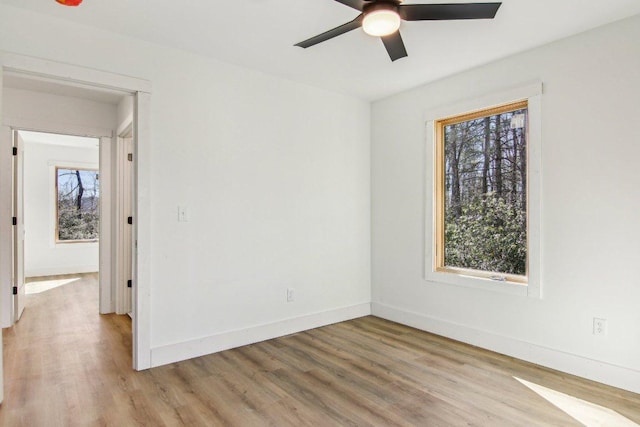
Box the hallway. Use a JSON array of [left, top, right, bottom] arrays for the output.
[[1, 273, 133, 425]]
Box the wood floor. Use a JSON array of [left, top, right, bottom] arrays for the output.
[[1, 274, 639, 426]]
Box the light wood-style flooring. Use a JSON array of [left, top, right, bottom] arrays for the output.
[[1, 273, 639, 426]]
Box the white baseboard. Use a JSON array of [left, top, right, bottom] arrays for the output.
[[26, 265, 98, 278], [372, 302, 640, 394], [150, 302, 372, 368]]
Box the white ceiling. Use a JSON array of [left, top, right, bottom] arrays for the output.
[[2, 0, 639, 101]]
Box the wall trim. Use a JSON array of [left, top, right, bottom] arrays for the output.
[[372, 302, 640, 394], [1, 52, 152, 94], [25, 266, 98, 278], [150, 302, 372, 368]]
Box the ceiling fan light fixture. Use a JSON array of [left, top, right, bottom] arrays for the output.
[[294, 1, 502, 61], [362, 9, 401, 37]]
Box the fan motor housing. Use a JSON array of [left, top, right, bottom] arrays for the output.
[[363, 0, 401, 15]]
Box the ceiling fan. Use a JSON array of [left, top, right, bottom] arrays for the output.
[[295, 1, 502, 61]]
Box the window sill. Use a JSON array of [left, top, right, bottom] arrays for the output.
[[54, 240, 99, 248], [425, 269, 539, 298]]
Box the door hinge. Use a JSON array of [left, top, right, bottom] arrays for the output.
[[12, 217, 17, 226], [12, 147, 17, 156], [127, 216, 133, 225], [12, 286, 17, 295], [127, 153, 133, 162], [127, 279, 132, 288]]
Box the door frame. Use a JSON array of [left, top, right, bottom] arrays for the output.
[[8, 128, 110, 316], [0, 52, 152, 371]]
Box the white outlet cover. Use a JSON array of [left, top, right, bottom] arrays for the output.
[[593, 318, 607, 335]]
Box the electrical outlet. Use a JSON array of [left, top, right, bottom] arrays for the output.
[[593, 318, 607, 336], [287, 288, 294, 302]]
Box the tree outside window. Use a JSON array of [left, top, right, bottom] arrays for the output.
[[56, 167, 100, 242], [435, 100, 528, 282]]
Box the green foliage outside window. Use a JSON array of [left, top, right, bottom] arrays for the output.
[[445, 193, 526, 275]]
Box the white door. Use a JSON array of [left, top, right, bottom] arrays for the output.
[[116, 134, 133, 315], [12, 130, 25, 322], [124, 136, 133, 315]]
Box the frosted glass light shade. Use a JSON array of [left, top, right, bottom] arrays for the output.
[[362, 10, 401, 37]]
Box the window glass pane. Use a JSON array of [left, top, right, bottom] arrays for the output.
[[57, 168, 100, 241], [442, 106, 527, 276]]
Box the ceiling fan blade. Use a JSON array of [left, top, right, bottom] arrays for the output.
[[381, 31, 408, 62], [295, 15, 364, 48], [334, 0, 366, 11], [399, 3, 501, 21]]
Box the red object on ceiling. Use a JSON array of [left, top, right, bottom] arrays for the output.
[[56, 0, 83, 6]]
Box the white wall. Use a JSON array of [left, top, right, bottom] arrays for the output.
[[371, 15, 640, 393], [0, 4, 371, 365], [23, 140, 99, 277], [2, 87, 118, 136], [1, 1, 637, 395]]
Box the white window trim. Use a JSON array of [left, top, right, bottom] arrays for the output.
[[424, 82, 542, 299]]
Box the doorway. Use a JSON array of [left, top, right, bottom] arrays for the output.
[[0, 54, 152, 385], [15, 130, 102, 322]]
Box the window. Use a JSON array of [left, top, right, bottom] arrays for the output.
[[435, 101, 528, 283], [56, 167, 100, 243], [425, 82, 542, 298]]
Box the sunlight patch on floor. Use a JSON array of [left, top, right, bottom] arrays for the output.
[[25, 277, 81, 294], [515, 377, 639, 427]]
